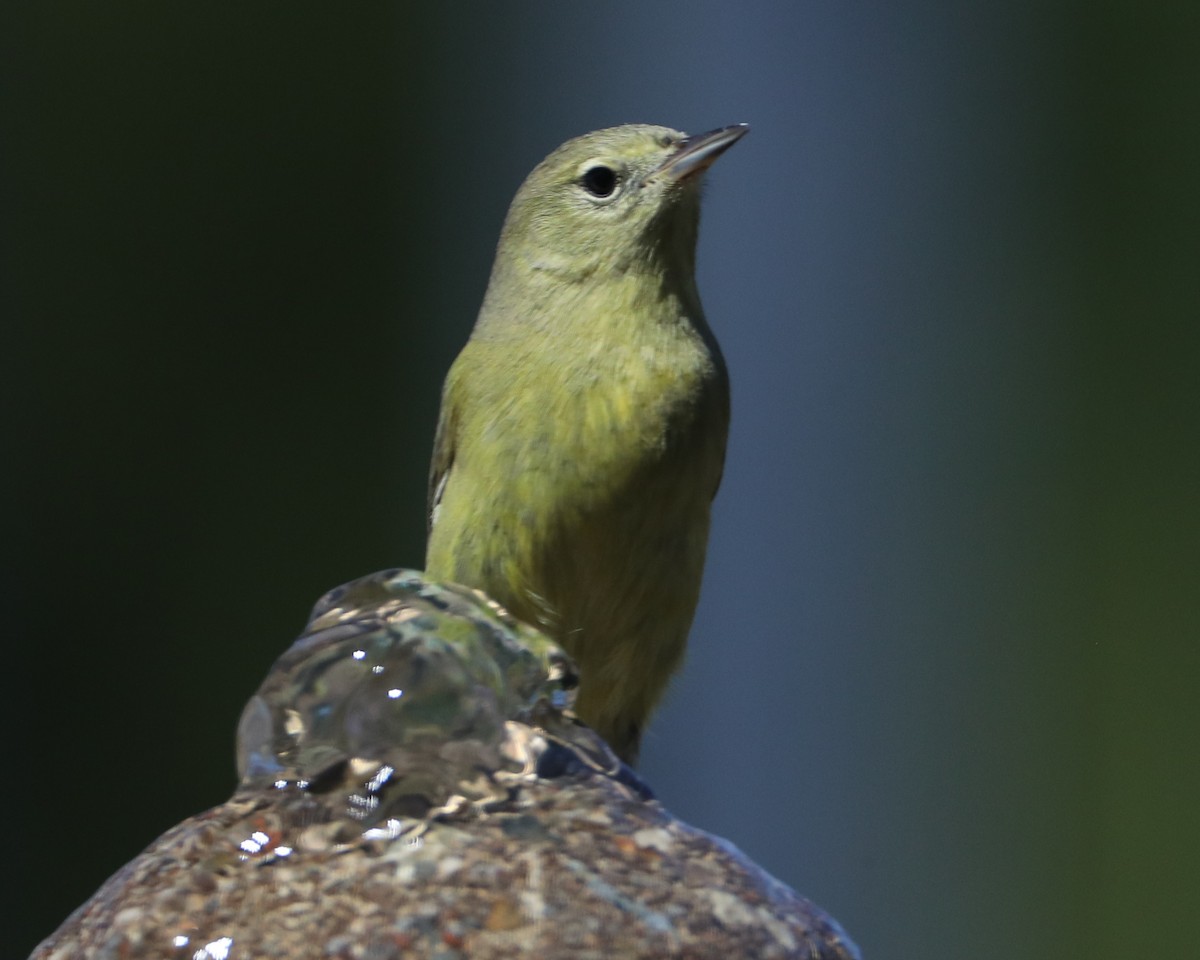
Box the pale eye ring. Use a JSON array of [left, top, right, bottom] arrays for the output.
[[580, 165, 619, 199]]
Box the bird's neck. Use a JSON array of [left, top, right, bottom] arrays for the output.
[[473, 245, 703, 348]]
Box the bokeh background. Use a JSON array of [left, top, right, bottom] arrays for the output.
[[5, 3, 1197, 957]]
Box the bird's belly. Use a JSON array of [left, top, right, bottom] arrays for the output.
[[521, 433, 719, 735], [426, 348, 727, 757]]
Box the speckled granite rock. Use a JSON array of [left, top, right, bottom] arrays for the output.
[[30, 571, 861, 960]]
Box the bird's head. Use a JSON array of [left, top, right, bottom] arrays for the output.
[[491, 123, 749, 285]]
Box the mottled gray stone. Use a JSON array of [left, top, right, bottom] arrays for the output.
[[30, 571, 861, 960]]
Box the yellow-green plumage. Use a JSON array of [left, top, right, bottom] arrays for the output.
[[426, 123, 746, 762]]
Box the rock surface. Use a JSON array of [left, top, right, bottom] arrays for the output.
[[30, 571, 861, 960]]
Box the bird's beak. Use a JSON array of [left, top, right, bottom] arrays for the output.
[[652, 123, 750, 182]]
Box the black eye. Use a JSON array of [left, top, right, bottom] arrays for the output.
[[581, 165, 618, 198]]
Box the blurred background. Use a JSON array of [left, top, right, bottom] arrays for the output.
[[4, 2, 1197, 957]]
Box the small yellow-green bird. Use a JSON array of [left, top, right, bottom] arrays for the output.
[[426, 122, 747, 763]]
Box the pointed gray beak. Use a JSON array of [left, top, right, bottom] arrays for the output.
[[653, 123, 750, 182]]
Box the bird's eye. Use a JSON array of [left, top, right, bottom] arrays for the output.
[[580, 165, 619, 198]]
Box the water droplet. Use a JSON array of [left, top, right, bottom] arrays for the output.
[[234, 571, 576, 832]]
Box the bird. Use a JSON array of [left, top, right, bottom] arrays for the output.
[[425, 122, 747, 763]]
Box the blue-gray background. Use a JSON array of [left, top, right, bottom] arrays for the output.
[[5, 3, 1197, 958]]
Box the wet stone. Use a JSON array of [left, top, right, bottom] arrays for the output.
[[29, 571, 861, 960]]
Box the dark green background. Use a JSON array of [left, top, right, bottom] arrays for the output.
[[4, 3, 1197, 958]]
